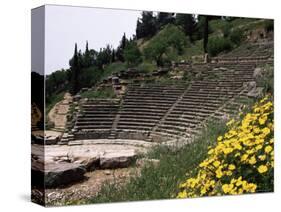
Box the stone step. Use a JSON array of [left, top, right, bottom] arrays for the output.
[[119, 108, 167, 113], [75, 125, 112, 129], [75, 121, 113, 126], [116, 125, 153, 131], [166, 114, 205, 121], [119, 115, 162, 120], [124, 102, 173, 106], [176, 103, 220, 109], [164, 117, 201, 125], [118, 121, 155, 126], [119, 118, 160, 123], [155, 128, 189, 137], [76, 117, 115, 121]]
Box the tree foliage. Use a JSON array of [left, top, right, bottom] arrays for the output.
[[136, 12, 158, 39], [143, 24, 187, 66], [70, 43, 80, 94], [207, 37, 233, 56], [175, 13, 197, 42], [156, 12, 175, 29], [116, 33, 128, 62], [124, 41, 142, 67]]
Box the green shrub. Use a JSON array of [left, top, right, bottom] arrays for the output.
[[256, 65, 274, 94], [136, 62, 157, 73], [229, 28, 244, 46], [144, 24, 187, 66], [124, 42, 142, 67], [264, 20, 274, 32], [222, 22, 232, 38], [207, 37, 233, 56]]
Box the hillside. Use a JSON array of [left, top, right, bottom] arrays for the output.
[[33, 14, 274, 206]]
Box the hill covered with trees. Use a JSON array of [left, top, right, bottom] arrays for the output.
[[46, 12, 273, 108]]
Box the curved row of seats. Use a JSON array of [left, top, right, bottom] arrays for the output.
[[72, 57, 272, 142]]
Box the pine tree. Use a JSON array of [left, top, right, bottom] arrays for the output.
[[83, 41, 91, 68], [175, 14, 196, 42], [136, 18, 142, 39], [116, 33, 128, 62], [85, 40, 89, 53], [111, 49, 115, 63], [203, 16, 210, 54], [70, 43, 80, 94], [135, 12, 157, 39], [157, 12, 175, 29]]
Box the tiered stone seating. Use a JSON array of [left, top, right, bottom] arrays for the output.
[[214, 41, 273, 65], [152, 79, 245, 139], [73, 99, 120, 139], [116, 84, 186, 140], [70, 39, 273, 143], [71, 61, 258, 142]]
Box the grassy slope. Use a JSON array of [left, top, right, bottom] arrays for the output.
[[84, 121, 227, 204], [46, 92, 65, 115], [80, 87, 116, 99], [101, 62, 127, 80], [138, 18, 268, 63]]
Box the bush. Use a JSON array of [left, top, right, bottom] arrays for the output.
[[264, 20, 274, 32], [124, 41, 142, 67], [229, 28, 244, 46], [177, 96, 274, 198], [79, 66, 103, 88], [207, 37, 233, 56], [136, 62, 157, 73], [144, 24, 187, 66], [222, 22, 232, 38], [256, 65, 274, 94]]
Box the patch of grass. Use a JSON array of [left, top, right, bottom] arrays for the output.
[[136, 62, 157, 73], [256, 64, 274, 94], [85, 120, 227, 204], [80, 87, 116, 99], [180, 39, 203, 61], [208, 37, 233, 57], [238, 19, 269, 31], [101, 62, 127, 79], [231, 18, 259, 28], [209, 19, 230, 35], [46, 92, 65, 115]]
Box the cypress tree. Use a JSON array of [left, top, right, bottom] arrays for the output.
[[83, 41, 91, 68], [203, 16, 209, 54], [70, 43, 80, 94], [175, 14, 196, 42], [111, 49, 116, 63]]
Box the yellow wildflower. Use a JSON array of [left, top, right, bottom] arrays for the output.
[[228, 164, 236, 170], [177, 190, 187, 198], [213, 161, 220, 167], [258, 155, 266, 161], [257, 165, 268, 174], [215, 169, 223, 178], [249, 156, 256, 165], [264, 145, 273, 153], [241, 154, 248, 162]]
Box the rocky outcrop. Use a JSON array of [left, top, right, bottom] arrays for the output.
[[31, 140, 151, 187], [100, 150, 136, 169], [32, 161, 86, 188]]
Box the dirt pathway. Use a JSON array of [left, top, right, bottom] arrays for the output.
[[48, 92, 72, 131], [43, 167, 140, 206]]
